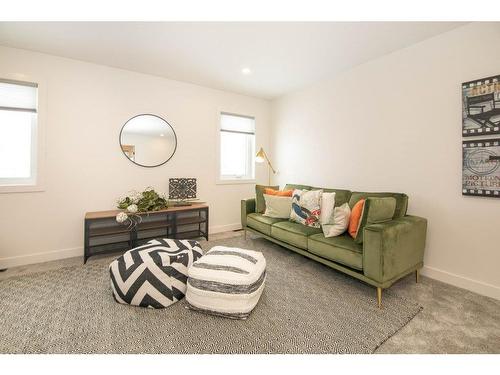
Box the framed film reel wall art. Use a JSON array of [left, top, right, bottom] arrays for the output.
[[462, 75, 500, 198]]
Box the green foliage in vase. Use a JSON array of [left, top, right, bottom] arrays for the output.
[[117, 187, 169, 213], [137, 189, 168, 212], [117, 197, 133, 210]]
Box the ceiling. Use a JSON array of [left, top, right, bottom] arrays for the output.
[[0, 22, 466, 99]]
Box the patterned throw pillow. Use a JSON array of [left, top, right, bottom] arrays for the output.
[[290, 189, 323, 228]]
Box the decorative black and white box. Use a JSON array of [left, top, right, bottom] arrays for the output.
[[169, 178, 197, 200]]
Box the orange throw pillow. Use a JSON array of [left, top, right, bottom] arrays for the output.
[[348, 199, 365, 238], [264, 188, 293, 197]]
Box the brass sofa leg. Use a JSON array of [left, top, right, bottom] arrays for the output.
[[416, 269, 420, 283], [377, 287, 382, 309]]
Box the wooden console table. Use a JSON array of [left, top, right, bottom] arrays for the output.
[[84, 203, 209, 263]]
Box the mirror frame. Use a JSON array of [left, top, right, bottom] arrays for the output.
[[119, 113, 178, 168]]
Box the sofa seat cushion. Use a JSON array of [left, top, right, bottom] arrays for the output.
[[247, 213, 286, 236], [307, 233, 363, 270], [271, 221, 322, 249]]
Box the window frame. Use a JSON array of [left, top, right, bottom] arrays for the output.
[[0, 75, 45, 194], [216, 111, 256, 185]]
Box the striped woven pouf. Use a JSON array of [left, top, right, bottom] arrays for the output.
[[185, 246, 266, 320]]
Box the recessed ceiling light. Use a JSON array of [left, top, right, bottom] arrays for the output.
[[160, 133, 165, 137], [241, 67, 252, 75]]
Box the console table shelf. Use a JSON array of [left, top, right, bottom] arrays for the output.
[[84, 203, 208, 263]]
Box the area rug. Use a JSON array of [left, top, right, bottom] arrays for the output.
[[0, 236, 422, 354]]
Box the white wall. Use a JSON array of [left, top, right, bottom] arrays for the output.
[[271, 23, 500, 300], [0, 46, 271, 268]]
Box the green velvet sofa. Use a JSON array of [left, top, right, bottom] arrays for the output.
[[241, 183, 427, 307]]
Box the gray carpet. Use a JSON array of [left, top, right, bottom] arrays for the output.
[[0, 236, 422, 354]]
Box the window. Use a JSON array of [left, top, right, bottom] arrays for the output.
[[0, 79, 38, 187], [218, 112, 255, 182]]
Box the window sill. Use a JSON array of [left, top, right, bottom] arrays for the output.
[[0, 183, 45, 194], [216, 178, 256, 186]]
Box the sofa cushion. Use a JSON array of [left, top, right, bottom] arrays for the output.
[[349, 192, 408, 219], [284, 183, 312, 191], [247, 213, 285, 236], [307, 233, 363, 270], [353, 197, 396, 244], [314, 187, 351, 207], [271, 221, 322, 249]]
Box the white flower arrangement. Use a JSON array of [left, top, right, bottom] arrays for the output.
[[116, 212, 129, 223], [127, 204, 138, 213], [130, 191, 142, 204], [115, 210, 142, 230]]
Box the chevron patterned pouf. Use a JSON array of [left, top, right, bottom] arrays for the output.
[[109, 238, 203, 308]]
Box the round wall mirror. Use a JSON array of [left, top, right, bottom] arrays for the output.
[[119, 114, 177, 167]]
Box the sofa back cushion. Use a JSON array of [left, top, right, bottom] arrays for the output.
[[284, 183, 312, 191], [354, 197, 396, 244], [314, 187, 351, 207], [349, 191, 408, 219], [284, 184, 351, 207]]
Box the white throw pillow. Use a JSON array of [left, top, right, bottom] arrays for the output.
[[322, 203, 351, 238], [320, 192, 336, 225], [263, 194, 292, 219]]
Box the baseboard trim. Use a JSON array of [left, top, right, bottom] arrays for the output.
[[0, 224, 243, 269], [422, 265, 500, 301], [209, 223, 241, 234], [0, 246, 83, 269]]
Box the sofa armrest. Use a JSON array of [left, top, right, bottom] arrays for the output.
[[363, 215, 427, 285], [241, 198, 256, 227]]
